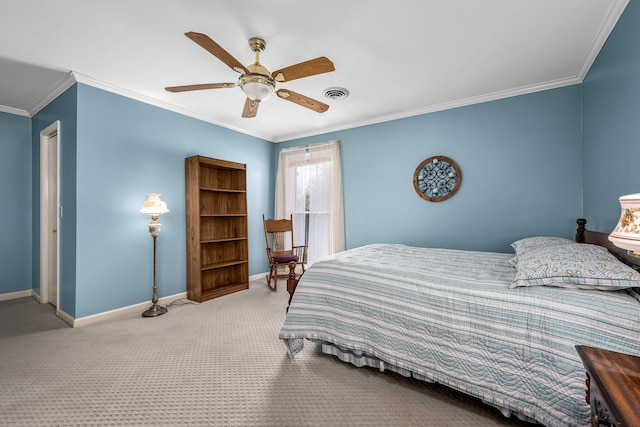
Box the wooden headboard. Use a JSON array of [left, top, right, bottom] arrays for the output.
[[576, 218, 640, 273]]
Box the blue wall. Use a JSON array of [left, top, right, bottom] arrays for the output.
[[277, 86, 584, 253], [583, 0, 640, 232], [0, 112, 32, 294], [73, 84, 274, 317]]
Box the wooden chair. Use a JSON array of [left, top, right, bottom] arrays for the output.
[[263, 214, 307, 291]]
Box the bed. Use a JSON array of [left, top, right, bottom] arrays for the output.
[[278, 219, 640, 427]]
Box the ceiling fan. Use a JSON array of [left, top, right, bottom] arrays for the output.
[[165, 32, 335, 118]]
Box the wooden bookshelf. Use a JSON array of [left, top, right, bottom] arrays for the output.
[[185, 155, 248, 302]]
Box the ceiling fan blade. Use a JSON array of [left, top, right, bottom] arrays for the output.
[[276, 89, 329, 113], [185, 32, 249, 74], [242, 98, 259, 118], [271, 57, 335, 82], [165, 83, 236, 92]]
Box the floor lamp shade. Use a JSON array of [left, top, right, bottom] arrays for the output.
[[140, 193, 169, 216]]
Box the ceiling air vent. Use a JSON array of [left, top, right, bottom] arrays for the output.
[[323, 87, 349, 100]]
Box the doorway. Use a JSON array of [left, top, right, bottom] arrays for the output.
[[40, 121, 60, 311]]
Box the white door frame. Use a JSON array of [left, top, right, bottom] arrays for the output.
[[40, 120, 61, 312]]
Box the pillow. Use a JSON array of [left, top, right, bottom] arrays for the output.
[[509, 236, 576, 267], [511, 236, 576, 255], [511, 243, 640, 290]]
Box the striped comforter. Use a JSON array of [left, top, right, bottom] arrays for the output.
[[279, 244, 640, 427]]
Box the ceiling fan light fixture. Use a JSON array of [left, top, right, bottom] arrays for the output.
[[239, 73, 276, 101]]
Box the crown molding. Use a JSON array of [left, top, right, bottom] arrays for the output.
[[576, 0, 629, 80], [27, 72, 78, 117], [0, 70, 591, 144], [0, 72, 76, 118], [0, 72, 580, 140], [0, 105, 30, 117], [273, 75, 582, 143], [71, 72, 272, 141]]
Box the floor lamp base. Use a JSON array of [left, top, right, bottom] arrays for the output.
[[142, 304, 168, 317]]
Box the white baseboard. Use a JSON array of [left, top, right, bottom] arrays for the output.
[[0, 289, 33, 302], [57, 308, 75, 327], [31, 290, 41, 302], [249, 272, 268, 282], [8, 274, 271, 328], [72, 292, 187, 328]]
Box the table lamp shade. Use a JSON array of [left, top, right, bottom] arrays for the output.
[[609, 193, 640, 256]]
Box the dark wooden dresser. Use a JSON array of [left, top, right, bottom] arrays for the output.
[[576, 345, 640, 427]]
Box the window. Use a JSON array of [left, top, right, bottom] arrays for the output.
[[275, 140, 344, 265]]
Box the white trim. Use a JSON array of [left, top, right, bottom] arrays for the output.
[[28, 72, 77, 117], [0, 289, 32, 302], [273, 76, 583, 142], [71, 71, 585, 144], [249, 272, 269, 282], [38, 274, 273, 328], [72, 292, 187, 328], [71, 72, 270, 141], [0, 72, 76, 118], [0, 105, 30, 116], [39, 121, 61, 312], [64, 276, 271, 327], [56, 308, 74, 327], [576, 0, 629, 81]]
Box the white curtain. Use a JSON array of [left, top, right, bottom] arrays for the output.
[[275, 140, 345, 265]]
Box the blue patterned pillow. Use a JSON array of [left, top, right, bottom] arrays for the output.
[[511, 243, 640, 290], [509, 236, 576, 267]]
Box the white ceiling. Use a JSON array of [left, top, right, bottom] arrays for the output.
[[0, 0, 629, 142]]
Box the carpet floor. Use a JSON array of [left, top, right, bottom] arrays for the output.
[[0, 281, 537, 426]]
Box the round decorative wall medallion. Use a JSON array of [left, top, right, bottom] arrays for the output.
[[413, 156, 462, 202]]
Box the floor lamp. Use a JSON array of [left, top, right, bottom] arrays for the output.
[[140, 193, 169, 317]]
